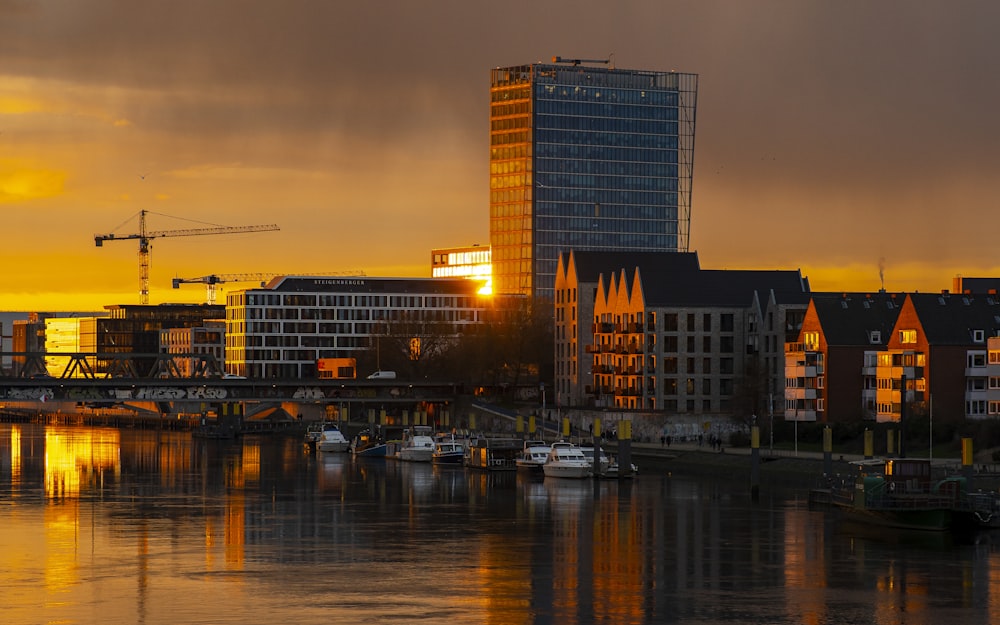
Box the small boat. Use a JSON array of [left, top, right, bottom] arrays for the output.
[[602, 457, 638, 479], [432, 437, 466, 465], [515, 440, 551, 473], [350, 427, 389, 458], [398, 426, 435, 462], [542, 441, 592, 479], [317, 423, 350, 453], [304, 422, 324, 451]]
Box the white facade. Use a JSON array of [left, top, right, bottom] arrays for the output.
[[225, 276, 488, 378]]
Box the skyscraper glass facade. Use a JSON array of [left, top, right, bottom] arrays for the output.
[[489, 61, 697, 299]]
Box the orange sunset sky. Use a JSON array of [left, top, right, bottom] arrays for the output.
[[2, 1, 999, 311]]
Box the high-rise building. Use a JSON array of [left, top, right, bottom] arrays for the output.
[[489, 57, 698, 300]]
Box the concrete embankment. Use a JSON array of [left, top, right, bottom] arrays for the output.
[[613, 442, 1000, 493]]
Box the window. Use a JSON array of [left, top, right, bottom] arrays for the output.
[[663, 313, 678, 332], [663, 357, 678, 373], [687, 336, 695, 352], [687, 314, 695, 332], [703, 336, 712, 352], [703, 314, 712, 331], [720, 314, 734, 332], [900, 329, 917, 344], [686, 357, 695, 373], [969, 352, 987, 368], [663, 336, 678, 352], [702, 378, 711, 395], [703, 357, 712, 374], [803, 331, 819, 350], [720, 358, 734, 374], [686, 378, 695, 394], [720, 379, 733, 395], [869, 331, 881, 345], [973, 329, 986, 343], [720, 336, 734, 353], [664, 378, 678, 395]]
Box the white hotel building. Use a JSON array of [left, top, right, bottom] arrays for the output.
[[225, 276, 488, 378]]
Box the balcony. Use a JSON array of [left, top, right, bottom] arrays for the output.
[[786, 365, 817, 378], [785, 388, 817, 400]]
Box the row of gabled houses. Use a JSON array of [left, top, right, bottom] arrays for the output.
[[788, 288, 1000, 424], [554, 250, 1000, 425]]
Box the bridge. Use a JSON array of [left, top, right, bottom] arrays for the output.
[[0, 352, 459, 412]]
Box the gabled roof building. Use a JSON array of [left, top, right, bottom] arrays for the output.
[[554, 250, 809, 416], [784, 292, 904, 424], [878, 292, 1000, 423]]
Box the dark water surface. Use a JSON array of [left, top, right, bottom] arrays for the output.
[[1, 424, 999, 624]]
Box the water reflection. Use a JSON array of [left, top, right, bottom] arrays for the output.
[[2, 423, 1000, 624]]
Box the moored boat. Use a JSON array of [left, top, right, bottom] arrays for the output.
[[828, 458, 980, 532], [317, 423, 350, 453], [465, 436, 521, 471], [350, 427, 389, 458], [398, 426, 435, 462], [516, 440, 551, 473], [542, 441, 592, 479], [579, 444, 611, 476], [432, 437, 466, 465], [303, 422, 324, 451]]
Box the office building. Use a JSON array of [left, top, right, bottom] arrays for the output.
[[225, 276, 488, 378], [490, 58, 698, 300]]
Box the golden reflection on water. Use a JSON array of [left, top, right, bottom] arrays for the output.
[[784, 506, 827, 625], [6, 424, 1000, 624], [45, 427, 120, 499]]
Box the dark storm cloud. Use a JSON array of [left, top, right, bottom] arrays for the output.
[[3, 0, 1000, 297], [7, 1, 996, 175]]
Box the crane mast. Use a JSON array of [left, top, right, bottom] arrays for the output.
[[94, 210, 280, 304]]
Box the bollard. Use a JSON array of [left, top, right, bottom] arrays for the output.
[[750, 425, 760, 501], [823, 426, 832, 476], [962, 437, 974, 489]]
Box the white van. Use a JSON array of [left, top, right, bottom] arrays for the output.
[[366, 370, 397, 380]]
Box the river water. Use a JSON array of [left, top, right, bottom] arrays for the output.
[[1, 423, 999, 625]]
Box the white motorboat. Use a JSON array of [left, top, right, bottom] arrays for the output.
[[398, 426, 435, 462], [579, 444, 611, 476], [542, 441, 592, 479], [317, 423, 350, 453], [516, 440, 551, 473]]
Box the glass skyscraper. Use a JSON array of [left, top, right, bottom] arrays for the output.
[[489, 59, 698, 300]]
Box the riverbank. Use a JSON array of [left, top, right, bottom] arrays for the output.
[[610, 440, 1000, 492]]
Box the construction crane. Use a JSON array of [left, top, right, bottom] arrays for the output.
[[172, 271, 367, 305], [94, 210, 280, 305]]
